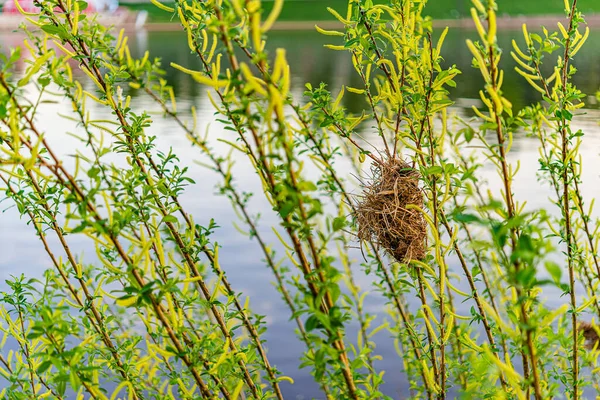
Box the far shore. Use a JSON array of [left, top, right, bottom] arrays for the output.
[[0, 13, 596, 34], [143, 13, 600, 32]]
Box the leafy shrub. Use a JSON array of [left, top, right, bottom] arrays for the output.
[[0, 0, 597, 398]]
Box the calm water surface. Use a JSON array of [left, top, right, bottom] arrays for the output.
[[2, 26, 600, 398]]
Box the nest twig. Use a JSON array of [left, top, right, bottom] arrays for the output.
[[355, 158, 427, 263]]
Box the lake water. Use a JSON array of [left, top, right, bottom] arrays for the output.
[[2, 25, 600, 398]]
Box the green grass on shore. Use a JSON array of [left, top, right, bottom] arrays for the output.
[[128, 0, 600, 23]]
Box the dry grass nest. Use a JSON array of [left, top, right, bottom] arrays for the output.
[[355, 158, 427, 263], [579, 321, 600, 350]]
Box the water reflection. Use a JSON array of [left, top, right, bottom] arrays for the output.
[[1, 25, 600, 398]]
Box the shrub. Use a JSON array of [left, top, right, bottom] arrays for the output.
[[0, 0, 597, 398]]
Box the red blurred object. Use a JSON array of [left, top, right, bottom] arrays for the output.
[[2, 0, 98, 14]]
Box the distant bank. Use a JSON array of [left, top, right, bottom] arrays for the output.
[[143, 14, 600, 31], [120, 0, 600, 23]]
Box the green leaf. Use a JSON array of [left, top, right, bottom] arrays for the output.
[[328, 284, 341, 304], [156, 182, 170, 195], [40, 25, 69, 40], [530, 33, 542, 43], [332, 217, 346, 231], [515, 265, 536, 288], [460, 126, 475, 143], [69, 369, 81, 389], [26, 329, 44, 340], [161, 215, 178, 224], [453, 213, 481, 224], [423, 166, 443, 175], [40, 25, 63, 36], [344, 37, 360, 48], [305, 315, 320, 332], [70, 222, 88, 234], [279, 203, 295, 218], [298, 181, 317, 192], [545, 261, 562, 283], [37, 360, 52, 374], [57, 381, 66, 397], [38, 77, 51, 87]]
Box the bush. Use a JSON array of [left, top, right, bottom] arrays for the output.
[[0, 0, 597, 398]]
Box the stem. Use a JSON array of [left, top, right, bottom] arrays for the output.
[[559, 1, 579, 396], [16, 305, 37, 398], [484, 7, 541, 395]]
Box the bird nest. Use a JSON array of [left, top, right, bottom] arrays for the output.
[[580, 321, 600, 350], [355, 158, 427, 263]]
